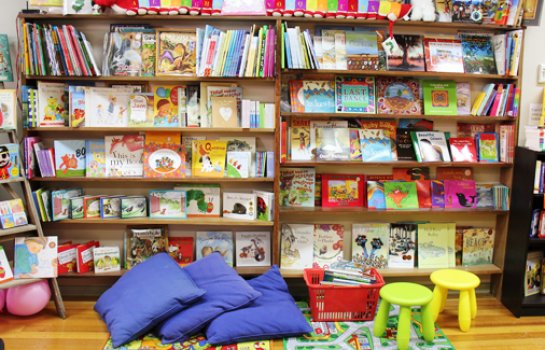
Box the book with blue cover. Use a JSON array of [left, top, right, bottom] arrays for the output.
[[359, 129, 393, 162], [367, 181, 386, 210], [303, 81, 335, 113], [335, 76, 375, 113], [0, 34, 13, 82], [54, 140, 86, 178]]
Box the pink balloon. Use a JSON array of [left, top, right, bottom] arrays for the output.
[[0, 289, 5, 312], [6, 280, 51, 316]]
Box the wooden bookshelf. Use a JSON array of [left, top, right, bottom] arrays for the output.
[[30, 177, 275, 183], [25, 75, 276, 83], [26, 127, 275, 133], [42, 218, 274, 227], [0, 278, 44, 290], [0, 224, 39, 239], [280, 207, 509, 215], [283, 160, 513, 168], [281, 112, 516, 123]]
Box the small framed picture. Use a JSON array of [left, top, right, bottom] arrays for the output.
[[156, 29, 197, 76]]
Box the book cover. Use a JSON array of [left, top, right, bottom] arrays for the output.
[[149, 190, 187, 219], [456, 82, 471, 115], [302, 80, 335, 113], [125, 227, 168, 269], [235, 231, 271, 267], [392, 167, 431, 180], [367, 181, 386, 210], [0, 245, 13, 283], [412, 131, 451, 162], [384, 181, 419, 210], [51, 188, 83, 222], [431, 180, 445, 208], [100, 196, 122, 219], [85, 139, 106, 178], [461, 34, 497, 74], [128, 93, 155, 127], [389, 223, 417, 268], [280, 224, 314, 270], [436, 167, 474, 180], [121, 196, 147, 219], [423, 38, 464, 73], [64, 0, 94, 14], [168, 236, 194, 267], [219, 137, 257, 177], [84, 87, 131, 127], [422, 80, 457, 116], [222, 192, 256, 220], [313, 224, 344, 268], [525, 251, 543, 296], [0, 199, 28, 229], [226, 151, 251, 178], [14, 236, 58, 278], [152, 85, 184, 127], [477, 132, 499, 162], [175, 184, 221, 218], [417, 223, 451, 268], [416, 180, 432, 209], [462, 227, 495, 266], [68, 86, 86, 128], [349, 129, 362, 160], [143, 132, 185, 178], [108, 31, 142, 77], [345, 30, 380, 70], [76, 241, 97, 274], [156, 30, 197, 76], [0, 34, 13, 82], [280, 168, 316, 207], [315, 128, 350, 161], [211, 96, 239, 128], [196, 231, 234, 267], [290, 124, 312, 161], [54, 140, 85, 177], [449, 137, 478, 162], [386, 35, 425, 72], [476, 183, 494, 208], [105, 135, 144, 177], [376, 78, 422, 115], [93, 247, 121, 274], [289, 80, 305, 113], [0, 90, 16, 129], [457, 123, 495, 138], [444, 180, 477, 209], [335, 76, 376, 113], [359, 129, 393, 162], [352, 223, 390, 268], [83, 196, 101, 219], [38, 82, 68, 127], [57, 243, 77, 275], [396, 129, 417, 161], [321, 174, 364, 207], [254, 190, 274, 222], [0, 143, 21, 180], [191, 140, 227, 178]]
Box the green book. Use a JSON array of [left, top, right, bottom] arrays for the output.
[[422, 80, 458, 116], [384, 181, 419, 210], [417, 223, 453, 269]]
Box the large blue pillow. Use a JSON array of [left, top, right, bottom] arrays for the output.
[[205, 265, 312, 345], [155, 252, 261, 344], [95, 253, 205, 347]]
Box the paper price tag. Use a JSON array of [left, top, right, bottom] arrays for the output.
[[382, 37, 400, 57]]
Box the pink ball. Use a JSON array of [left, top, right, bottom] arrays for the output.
[[0, 289, 5, 312], [6, 280, 51, 316]]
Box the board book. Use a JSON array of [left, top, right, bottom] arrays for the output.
[[196, 231, 234, 267]]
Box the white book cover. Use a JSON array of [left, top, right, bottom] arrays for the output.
[[491, 34, 506, 76], [219, 137, 256, 177], [388, 224, 417, 268], [0, 245, 13, 283], [84, 87, 131, 127], [280, 224, 314, 270], [196, 231, 234, 266], [93, 247, 121, 274], [253, 190, 274, 222], [309, 120, 349, 157], [0, 90, 16, 130], [226, 151, 251, 178], [352, 223, 390, 269], [235, 231, 271, 267], [313, 224, 345, 268], [14, 236, 58, 278], [64, 0, 94, 14], [105, 135, 144, 177], [174, 185, 221, 218], [222, 192, 256, 220], [321, 30, 336, 70], [38, 82, 68, 127], [415, 131, 451, 162], [334, 31, 347, 70]]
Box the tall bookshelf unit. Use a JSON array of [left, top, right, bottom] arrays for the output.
[[17, 13, 523, 299]]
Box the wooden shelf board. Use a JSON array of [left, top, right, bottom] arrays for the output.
[[58, 266, 269, 277], [280, 207, 508, 215], [30, 177, 274, 183], [0, 177, 25, 185], [281, 113, 516, 123], [25, 75, 275, 83], [235, 266, 270, 275], [0, 225, 38, 238], [0, 278, 43, 290], [43, 218, 274, 226], [27, 127, 274, 133], [283, 161, 512, 168]]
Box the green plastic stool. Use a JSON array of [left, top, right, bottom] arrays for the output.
[[373, 282, 435, 350]]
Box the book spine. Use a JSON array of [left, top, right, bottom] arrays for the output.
[[62, 25, 81, 76], [68, 26, 90, 76], [238, 33, 251, 78], [56, 26, 74, 76]]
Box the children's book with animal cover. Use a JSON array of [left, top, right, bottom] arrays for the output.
[[313, 224, 345, 268], [68, 86, 86, 128], [417, 223, 452, 269], [84, 87, 131, 127], [196, 231, 234, 267], [449, 137, 477, 162], [0, 199, 28, 229], [93, 247, 121, 274], [149, 190, 187, 219], [174, 184, 221, 218], [143, 132, 185, 178], [290, 122, 312, 161], [302, 81, 335, 113], [376, 78, 422, 115], [107, 31, 143, 77], [254, 190, 274, 222], [0, 245, 13, 283], [38, 82, 68, 127], [351, 223, 390, 269], [128, 93, 155, 127], [157, 30, 197, 76], [0, 143, 21, 180], [367, 181, 386, 210], [321, 174, 364, 207], [191, 140, 227, 178], [51, 188, 83, 222], [280, 224, 314, 270], [422, 80, 457, 116], [444, 180, 477, 209], [235, 231, 271, 267], [152, 85, 184, 127], [389, 223, 417, 268], [280, 168, 315, 207], [423, 37, 464, 73], [411, 131, 451, 162], [386, 35, 425, 72], [314, 128, 350, 161], [54, 140, 85, 177], [105, 135, 144, 177], [226, 151, 251, 178], [384, 181, 419, 210], [14, 236, 58, 278], [460, 34, 497, 74], [525, 251, 543, 296], [70, 197, 84, 219], [168, 236, 194, 267], [100, 196, 122, 219], [462, 227, 495, 266], [477, 132, 499, 162], [431, 180, 445, 208], [359, 129, 393, 162], [121, 196, 147, 219], [456, 82, 471, 115], [222, 192, 256, 220], [335, 76, 376, 113], [124, 226, 168, 269], [85, 139, 106, 178], [0, 34, 13, 82], [219, 137, 256, 177]]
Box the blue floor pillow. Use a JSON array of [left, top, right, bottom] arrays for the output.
[[205, 265, 312, 345], [155, 252, 261, 344], [95, 253, 205, 347]]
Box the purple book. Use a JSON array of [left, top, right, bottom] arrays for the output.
[[266, 151, 274, 178], [431, 180, 445, 208], [444, 180, 477, 209]]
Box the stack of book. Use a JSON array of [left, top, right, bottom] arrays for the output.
[[321, 262, 378, 286]]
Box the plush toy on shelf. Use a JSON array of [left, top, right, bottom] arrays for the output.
[[294, 0, 306, 17], [377, 0, 412, 21], [410, 0, 436, 21], [314, 0, 327, 17], [93, 0, 140, 15], [189, 0, 202, 15], [304, 0, 316, 17]]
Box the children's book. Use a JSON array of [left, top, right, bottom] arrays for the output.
[[143, 132, 185, 178], [174, 184, 221, 218], [321, 174, 364, 207], [0, 199, 27, 229], [303, 80, 335, 113], [436, 166, 474, 180], [367, 181, 386, 210], [431, 180, 445, 208], [51, 188, 83, 222], [14, 236, 58, 278], [84, 87, 131, 127], [376, 78, 422, 115], [38, 82, 68, 127], [226, 151, 251, 178], [290, 123, 312, 161], [219, 137, 257, 177], [280, 224, 314, 269], [335, 76, 376, 113], [279, 167, 315, 207], [235, 231, 271, 267], [462, 227, 495, 266], [477, 132, 499, 162], [121, 196, 147, 219], [83, 196, 101, 218], [69, 197, 84, 219], [152, 85, 184, 127], [411, 131, 451, 162], [105, 135, 144, 177], [386, 35, 425, 72], [128, 93, 155, 127], [75, 241, 97, 274], [345, 30, 380, 70], [417, 223, 452, 268], [359, 129, 393, 162], [0, 90, 16, 129], [222, 192, 256, 220], [200, 83, 240, 127], [384, 181, 419, 210], [124, 227, 168, 269], [415, 180, 432, 209], [68, 86, 86, 128], [54, 140, 85, 177], [315, 128, 350, 161], [196, 231, 234, 267], [0, 34, 13, 82], [254, 190, 274, 222], [313, 224, 344, 268], [449, 137, 478, 162], [476, 183, 494, 208], [0, 143, 21, 180], [456, 83, 471, 115], [156, 30, 197, 76], [525, 251, 543, 296], [93, 247, 121, 274], [211, 96, 238, 128], [168, 236, 194, 267], [444, 180, 477, 209], [460, 34, 497, 74], [100, 196, 122, 219], [149, 190, 187, 219], [423, 38, 464, 73], [85, 139, 106, 178], [191, 140, 227, 178], [289, 80, 306, 112], [392, 166, 431, 181], [349, 129, 362, 160], [64, 0, 94, 14], [0, 245, 13, 283], [107, 31, 143, 77], [389, 223, 417, 268], [352, 223, 390, 269], [422, 80, 457, 116]]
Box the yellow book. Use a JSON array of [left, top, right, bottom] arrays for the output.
[[218, 31, 233, 76], [470, 92, 486, 116], [192, 140, 227, 178], [23, 23, 30, 75]]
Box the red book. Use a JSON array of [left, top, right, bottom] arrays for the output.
[[76, 241, 99, 273], [168, 237, 195, 266], [449, 138, 477, 162], [416, 180, 432, 209], [67, 25, 90, 76], [57, 243, 77, 275], [321, 174, 365, 207], [365, 174, 393, 181], [55, 26, 74, 76], [436, 167, 474, 180], [289, 80, 305, 112]]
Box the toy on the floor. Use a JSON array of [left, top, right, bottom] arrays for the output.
[[430, 269, 481, 332], [374, 282, 435, 350], [5, 280, 51, 316]]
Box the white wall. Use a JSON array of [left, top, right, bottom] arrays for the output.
[[0, 0, 29, 88]]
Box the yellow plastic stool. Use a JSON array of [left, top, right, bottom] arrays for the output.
[[430, 269, 480, 332]]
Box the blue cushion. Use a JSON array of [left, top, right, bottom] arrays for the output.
[[95, 253, 205, 347], [155, 252, 261, 344], [205, 265, 312, 345]]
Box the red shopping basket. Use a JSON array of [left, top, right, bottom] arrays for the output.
[[303, 267, 385, 322]]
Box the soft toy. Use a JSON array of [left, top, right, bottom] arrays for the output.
[[378, 1, 412, 21], [294, 0, 306, 17], [283, 0, 295, 16], [314, 0, 327, 17], [304, 0, 316, 17], [189, 0, 202, 15], [410, 0, 436, 21], [93, 0, 140, 15]]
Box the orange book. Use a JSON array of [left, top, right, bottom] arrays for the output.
[[143, 131, 185, 178]]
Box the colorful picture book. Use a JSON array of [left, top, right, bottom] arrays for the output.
[[121, 196, 147, 219], [444, 180, 477, 209], [37, 82, 68, 127], [0, 245, 13, 283], [152, 85, 183, 127], [477, 132, 499, 162], [321, 174, 364, 207], [384, 181, 419, 210], [279, 168, 316, 207], [0, 90, 16, 129], [93, 247, 121, 274], [54, 140, 86, 177], [156, 30, 197, 76], [85, 139, 106, 178], [302, 81, 335, 113], [412, 131, 451, 162], [525, 251, 543, 296], [196, 231, 234, 266], [461, 34, 497, 74], [0, 34, 13, 82], [0, 199, 27, 229], [359, 129, 393, 162], [149, 190, 187, 219], [376, 78, 422, 115], [367, 181, 386, 210], [105, 135, 144, 177], [191, 140, 227, 178], [84, 87, 132, 127], [280, 224, 314, 270], [335, 76, 375, 113], [175, 184, 221, 218], [352, 223, 390, 269], [462, 227, 495, 266], [313, 224, 345, 268], [450, 138, 478, 162], [314, 128, 350, 161], [124, 227, 167, 269], [0, 143, 21, 180], [226, 151, 251, 178], [168, 236, 194, 266], [222, 192, 256, 220], [386, 35, 425, 72], [14, 236, 58, 278], [143, 132, 185, 178], [423, 38, 464, 73], [389, 223, 416, 268], [235, 231, 271, 267], [422, 80, 457, 116], [254, 190, 274, 222]]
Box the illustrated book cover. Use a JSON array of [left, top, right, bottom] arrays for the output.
[[321, 174, 364, 207], [384, 181, 419, 210], [460, 34, 497, 74], [105, 135, 144, 177], [280, 224, 314, 270], [335, 76, 376, 113], [388, 223, 416, 268], [235, 231, 271, 267], [352, 223, 390, 269], [422, 80, 457, 116], [444, 180, 477, 209], [411, 131, 451, 162], [93, 247, 121, 274], [143, 131, 185, 178], [191, 140, 227, 178], [54, 140, 86, 177], [85, 139, 106, 178], [222, 192, 256, 220], [279, 168, 316, 207], [386, 35, 425, 72], [423, 38, 464, 73], [359, 129, 393, 162], [174, 184, 221, 218], [168, 236, 194, 267], [196, 231, 234, 267], [376, 78, 422, 115], [149, 190, 187, 219], [313, 224, 345, 268], [462, 227, 495, 266], [14, 236, 58, 278], [124, 227, 167, 269]]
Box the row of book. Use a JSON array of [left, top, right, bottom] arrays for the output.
[[280, 223, 495, 270], [280, 167, 509, 210], [287, 78, 519, 117], [0, 199, 28, 230], [529, 209, 545, 240], [320, 261, 378, 286], [525, 251, 545, 297], [32, 187, 273, 222], [533, 160, 545, 194], [25, 135, 274, 180], [283, 25, 523, 77]]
